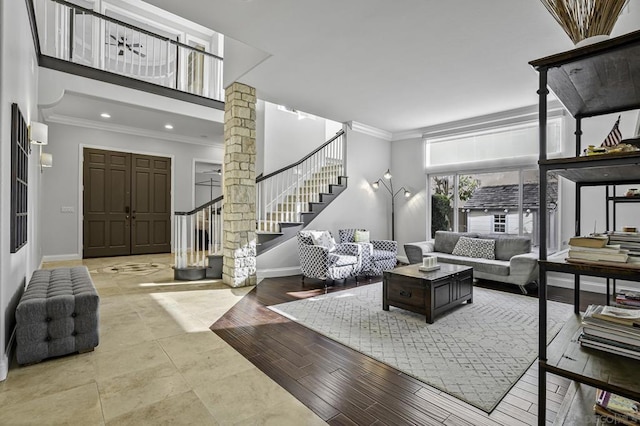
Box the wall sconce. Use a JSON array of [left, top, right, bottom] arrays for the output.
[[371, 169, 411, 240], [30, 121, 48, 146], [40, 152, 53, 172]]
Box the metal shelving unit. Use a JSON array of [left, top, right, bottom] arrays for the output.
[[530, 29, 640, 425]]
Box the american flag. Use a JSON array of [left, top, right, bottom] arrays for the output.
[[601, 115, 622, 147]]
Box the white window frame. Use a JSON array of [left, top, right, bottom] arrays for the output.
[[493, 214, 506, 233]]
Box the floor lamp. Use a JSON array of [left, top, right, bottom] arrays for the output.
[[372, 169, 411, 241]]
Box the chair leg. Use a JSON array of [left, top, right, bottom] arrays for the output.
[[518, 284, 528, 295]]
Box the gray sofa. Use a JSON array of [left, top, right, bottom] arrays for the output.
[[404, 231, 538, 294]]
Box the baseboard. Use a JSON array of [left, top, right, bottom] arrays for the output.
[[41, 253, 82, 262], [1, 326, 17, 381], [547, 273, 640, 294], [257, 266, 301, 280]]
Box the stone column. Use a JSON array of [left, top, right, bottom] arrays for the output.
[[222, 82, 257, 287]]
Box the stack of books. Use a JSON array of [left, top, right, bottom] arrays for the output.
[[594, 389, 640, 425], [616, 291, 640, 308], [608, 231, 640, 258], [568, 235, 630, 264], [580, 305, 640, 360]]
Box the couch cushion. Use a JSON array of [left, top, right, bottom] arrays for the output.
[[436, 252, 510, 276], [434, 231, 477, 254], [452, 237, 495, 260], [477, 234, 531, 261]]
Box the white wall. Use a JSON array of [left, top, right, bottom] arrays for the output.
[[257, 126, 391, 275], [391, 136, 426, 256], [0, 0, 41, 380], [41, 123, 223, 259], [262, 102, 332, 175]]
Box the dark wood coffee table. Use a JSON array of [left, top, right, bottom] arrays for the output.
[[383, 263, 473, 323]]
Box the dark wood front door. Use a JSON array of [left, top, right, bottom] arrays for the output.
[[83, 148, 171, 258]]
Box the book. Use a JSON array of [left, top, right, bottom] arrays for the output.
[[583, 327, 640, 347], [580, 332, 640, 353], [569, 235, 609, 248], [583, 305, 640, 335], [568, 249, 629, 263], [593, 306, 640, 326], [568, 244, 623, 252], [595, 389, 640, 423], [580, 337, 640, 361]]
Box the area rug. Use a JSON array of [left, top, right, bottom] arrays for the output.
[[268, 283, 573, 413]]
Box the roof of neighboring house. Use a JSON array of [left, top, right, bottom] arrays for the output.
[[462, 183, 558, 210]]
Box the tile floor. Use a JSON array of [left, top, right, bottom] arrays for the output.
[[0, 254, 326, 425]]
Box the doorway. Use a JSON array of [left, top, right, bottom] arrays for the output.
[[83, 148, 172, 258]]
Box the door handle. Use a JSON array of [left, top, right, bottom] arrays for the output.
[[132, 210, 136, 220], [125, 206, 130, 214]]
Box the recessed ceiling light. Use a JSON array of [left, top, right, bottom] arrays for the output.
[[100, 113, 111, 118], [164, 124, 174, 130]]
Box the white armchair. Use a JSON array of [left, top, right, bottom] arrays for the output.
[[338, 229, 397, 277], [297, 230, 362, 284]]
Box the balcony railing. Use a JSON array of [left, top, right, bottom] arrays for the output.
[[34, 0, 224, 102]]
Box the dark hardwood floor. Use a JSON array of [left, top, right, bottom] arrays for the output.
[[211, 276, 603, 425]]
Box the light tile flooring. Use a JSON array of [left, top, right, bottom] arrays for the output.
[[0, 254, 326, 425]]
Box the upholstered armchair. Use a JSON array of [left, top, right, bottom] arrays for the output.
[[297, 230, 362, 284], [338, 229, 397, 276]]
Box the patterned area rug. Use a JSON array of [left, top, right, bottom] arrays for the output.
[[268, 283, 573, 413]]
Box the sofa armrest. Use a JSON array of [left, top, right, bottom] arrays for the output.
[[509, 252, 539, 283], [403, 241, 435, 264]]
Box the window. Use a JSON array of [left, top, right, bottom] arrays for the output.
[[429, 169, 558, 251], [493, 214, 506, 233], [425, 117, 563, 172], [11, 103, 29, 253], [426, 113, 562, 251]]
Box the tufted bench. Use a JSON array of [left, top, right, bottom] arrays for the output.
[[15, 266, 99, 365]]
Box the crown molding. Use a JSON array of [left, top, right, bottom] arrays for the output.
[[44, 114, 223, 147], [348, 121, 392, 141], [391, 130, 423, 141]]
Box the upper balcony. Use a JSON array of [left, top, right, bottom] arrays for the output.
[[30, 0, 224, 109]]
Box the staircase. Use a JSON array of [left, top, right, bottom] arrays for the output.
[[173, 130, 347, 279]]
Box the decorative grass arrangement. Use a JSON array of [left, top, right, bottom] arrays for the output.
[[539, 0, 629, 45]]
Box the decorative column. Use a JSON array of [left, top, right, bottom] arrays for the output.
[[222, 82, 257, 287]]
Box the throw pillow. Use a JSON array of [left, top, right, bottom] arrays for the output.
[[354, 230, 370, 243], [451, 236, 495, 260], [310, 231, 336, 252]]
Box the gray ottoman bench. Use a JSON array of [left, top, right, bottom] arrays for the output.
[[16, 266, 99, 365]]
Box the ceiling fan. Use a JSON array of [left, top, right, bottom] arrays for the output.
[[106, 34, 146, 57]]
